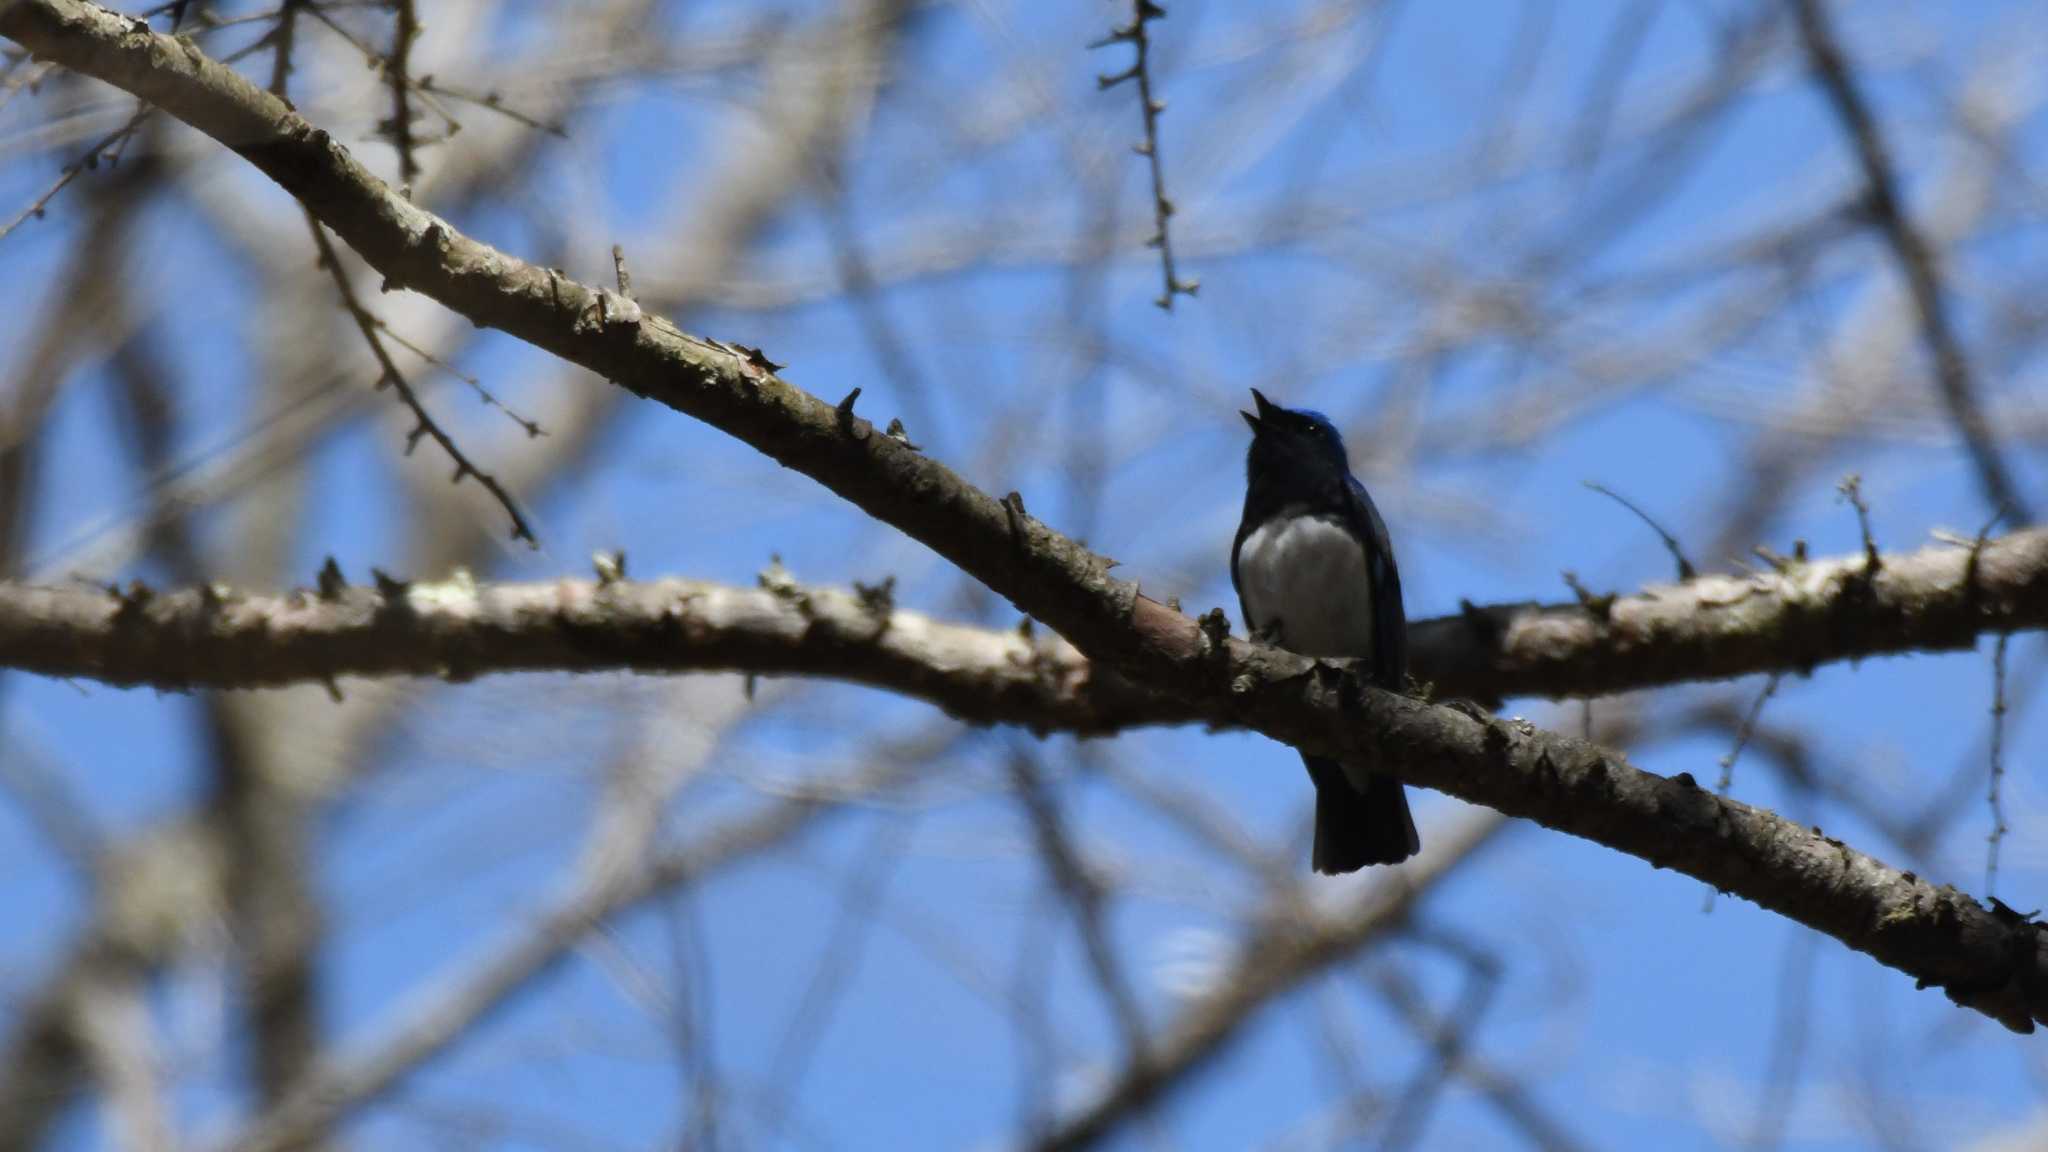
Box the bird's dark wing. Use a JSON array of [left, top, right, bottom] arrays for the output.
[[1230, 513, 1250, 611], [1343, 475, 1405, 688], [1228, 510, 1245, 627]]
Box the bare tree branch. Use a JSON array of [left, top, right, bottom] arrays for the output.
[[72, 967, 175, 1152], [11, 0, 2048, 1036], [0, 816, 225, 1152], [0, 5, 913, 1142], [1007, 749, 1150, 1062], [1372, 961, 1595, 1152], [1092, 0, 1196, 310], [1031, 812, 1509, 1152], [303, 214, 539, 546], [1787, 0, 2033, 523], [220, 732, 949, 1152], [4, 527, 2048, 718]]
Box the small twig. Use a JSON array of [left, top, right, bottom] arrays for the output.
[[384, 0, 421, 186], [1092, 0, 1197, 311], [302, 0, 564, 168], [370, 316, 544, 438], [0, 56, 54, 120], [1746, 928, 1820, 1152], [1788, 0, 2033, 525], [611, 243, 634, 299], [1716, 675, 1782, 799], [0, 734, 103, 879], [296, 4, 385, 63], [1960, 506, 2007, 599], [0, 108, 149, 245], [1753, 544, 1798, 573], [1584, 481, 1696, 580], [819, 175, 941, 447], [304, 217, 538, 544], [1987, 632, 2010, 896], [1560, 571, 1614, 620], [1836, 474, 1880, 573], [1006, 749, 1149, 1064], [266, 0, 306, 94], [1369, 934, 1501, 1152], [294, 0, 562, 150], [1706, 672, 1781, 910], [883, 417, 920, 450], [757, 812, 915, 1143], [1371, 953, 1591, 1152], [661, 875, 720, 1152], [415, 73, 568, 137]]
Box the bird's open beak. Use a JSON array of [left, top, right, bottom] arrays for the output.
[[1243, 387, 1277, 433]]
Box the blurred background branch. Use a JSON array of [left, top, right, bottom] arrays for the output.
[[3, 0, 2046, 1148]]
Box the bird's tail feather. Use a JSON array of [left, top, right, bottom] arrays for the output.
[[1305, 757, 1420, 873]]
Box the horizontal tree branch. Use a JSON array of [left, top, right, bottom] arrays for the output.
[[5, 526, 2048, 723], [0, 571, 1152, 727], [8, 0, 2048, 1034]]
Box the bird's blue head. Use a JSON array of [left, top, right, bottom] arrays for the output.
[[1242, 388, 1354, 507]]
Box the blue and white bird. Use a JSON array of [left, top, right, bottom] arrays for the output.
[[1233, 388, 1419, 872]]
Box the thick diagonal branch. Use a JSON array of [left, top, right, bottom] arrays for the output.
[[9, 0, 2048, 1034], [0, 6, 911, 1146]]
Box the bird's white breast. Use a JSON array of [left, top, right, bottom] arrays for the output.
[[1237, 515, 1375, 658]]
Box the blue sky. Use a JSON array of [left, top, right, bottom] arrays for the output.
[[4, 0, 2048, 1149]]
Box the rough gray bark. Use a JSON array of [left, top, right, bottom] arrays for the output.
[[7, 0, 2047, 1035], [0, 5, 915, 1147], [3, 527, 2044, 714]]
